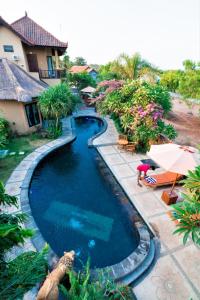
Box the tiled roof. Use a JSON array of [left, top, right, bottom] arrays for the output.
[[70, 66, 90, 73], [11, 15, 67, 48]]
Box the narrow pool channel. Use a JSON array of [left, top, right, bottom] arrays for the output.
[[29, 117, 139, 269]]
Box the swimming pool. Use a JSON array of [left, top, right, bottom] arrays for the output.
[[29, 117, 140, 269]]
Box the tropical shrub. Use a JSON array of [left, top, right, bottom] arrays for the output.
[[178, 70, 200, 99], [98, 63, 121, 81], [172, 166, 200, 245], [69, 72, 96, 91], [39, 83, 78, 138], [0, 181, 48, 299], [0, 117, 10, 149], [160, 70, 183, 92], [0, 248, 48, 300], [178, 60, 200, 99], [180, 166, 200, 198], [0, 182, 32, 259], [109, 53, 157, 80], [95, 80, 175, 152], [60, 260, 133, 299], [98, 53, 159, 82]]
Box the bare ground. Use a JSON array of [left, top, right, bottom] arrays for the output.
[[164, 97, 200, 147]]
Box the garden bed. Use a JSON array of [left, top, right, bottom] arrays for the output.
[[0, 133, 51, 183]]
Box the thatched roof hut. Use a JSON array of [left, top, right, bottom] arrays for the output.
[[0, 58, 47, 134], [0, 58, 47, 102]]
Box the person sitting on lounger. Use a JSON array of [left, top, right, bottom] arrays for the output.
[[137, 164, 155, 187]]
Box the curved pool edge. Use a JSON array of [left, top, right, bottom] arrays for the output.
[[5, 117, 76, 266], [73, 115, 157, 282], [6, 114, 156, 285]]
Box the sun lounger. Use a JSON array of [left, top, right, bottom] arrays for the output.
[[141, 171, 183, 188]]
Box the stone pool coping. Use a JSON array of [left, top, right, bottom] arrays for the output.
[[5, 114, 154, 284], [5, 118, 76, 264], [73, 114, 155, 282]]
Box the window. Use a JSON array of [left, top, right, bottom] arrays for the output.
[[25, 103, 40, 127], [3, 45, 14, 52]]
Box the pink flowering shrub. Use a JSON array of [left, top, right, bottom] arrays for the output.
[[92, 80, 175, 152]]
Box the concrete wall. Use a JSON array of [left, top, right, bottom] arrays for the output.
[[0, 100, 42, 135], [28, 72, 40, 81], [0, 26, 28, 71], [42, 78, 61, 86], [24, 46, 53, 70]]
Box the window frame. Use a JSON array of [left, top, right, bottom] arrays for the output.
[[25, 102, 40, 127], [3, 45, 14, 52]]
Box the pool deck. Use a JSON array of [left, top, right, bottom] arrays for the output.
[[93, 116, 200, 300], [3, 109, 200, 300]]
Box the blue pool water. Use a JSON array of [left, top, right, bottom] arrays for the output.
[[29, 117, 139, 269]]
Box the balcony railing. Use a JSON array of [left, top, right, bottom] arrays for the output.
[[39, 69, 66, 79]]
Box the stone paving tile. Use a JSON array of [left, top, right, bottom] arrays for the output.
[[92, 117, 199, 298], [5, 181, 21, 196], [15, 159, 34, 171], [120, 176, 144, 196], [98, 145, 117, 155], [35, 145, 51, 153], [173, 244, 200, 293], [46, 140, 64, 147], [160, 242, 167, 255], [93, 117, 118, 145], [111, 163, 135, 179], [7, 170, 27, 183], [120, 151, 143, 163], [148, 214, 182, 250], [134, 255, 198, 300], [103, 153, 125, 166], [24, 151, 43, 161], [129, 161, 143, 173], [133, 192, 167, 217]]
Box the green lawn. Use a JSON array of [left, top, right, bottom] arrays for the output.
[[0, 133, 51, 184]]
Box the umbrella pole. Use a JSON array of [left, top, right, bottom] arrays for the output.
[[169, 173, 178, 194]]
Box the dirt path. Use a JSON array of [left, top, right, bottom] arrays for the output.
[[164, 97, 200, 147]]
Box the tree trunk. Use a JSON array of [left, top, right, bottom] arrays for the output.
[[37, 251, 75, 300]]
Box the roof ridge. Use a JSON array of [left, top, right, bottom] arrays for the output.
[[11, 15, 27, 25], [12, 15, 67, 47], [2, 58, 24, 102]]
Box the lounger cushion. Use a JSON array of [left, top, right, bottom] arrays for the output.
[[145, 176, 157, 184]]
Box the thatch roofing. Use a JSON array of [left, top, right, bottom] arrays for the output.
[[0, 58, 47, 103], [81, 86, 96, 93]]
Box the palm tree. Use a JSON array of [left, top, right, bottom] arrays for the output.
[[111, 53, 154, 80]]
